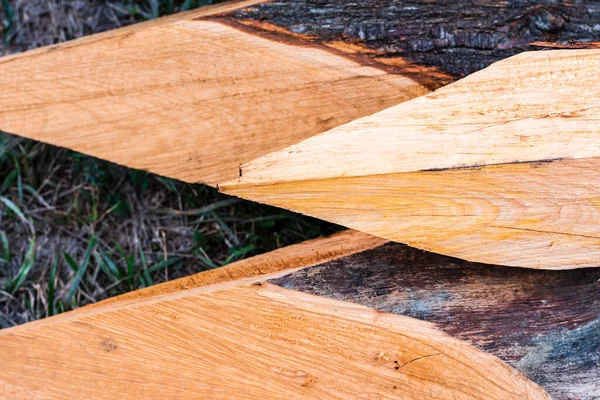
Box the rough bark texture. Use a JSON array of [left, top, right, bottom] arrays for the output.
[[228, 0, 600, 77], [270, 243, 600, 400]]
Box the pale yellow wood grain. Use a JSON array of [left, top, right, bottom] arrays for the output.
[[237, 50, 600, 184], [0, 3, 428, 186], [222, 50, 600, 269], [222, 157, 600, 269], [0, 282, 547, 399]]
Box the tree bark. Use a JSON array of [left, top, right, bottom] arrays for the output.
[[230, 0, 600, 77], [271, 241, 600, 399]]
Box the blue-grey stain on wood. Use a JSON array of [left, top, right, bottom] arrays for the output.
[[270, 243, 600, 399]]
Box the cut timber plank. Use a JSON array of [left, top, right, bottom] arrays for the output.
[[221, 49, 600, 269], [0, 0, 439, 187], [231, 49, 600, 183], [223, 157, 600, 269], [0, 282, 546, 399], [270, 242, 600, 399]]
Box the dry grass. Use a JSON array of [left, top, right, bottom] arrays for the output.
[[0, 0, 338, 327]]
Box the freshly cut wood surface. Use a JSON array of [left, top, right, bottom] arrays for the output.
[[224, 157, 600, 269], [271, 242, 600, 399], [0, 0, 431, 187], [222, 50, 600, 269], [0, 281, 546, 399], [234, 49, 600, 184], [4, 1, 595, 187]]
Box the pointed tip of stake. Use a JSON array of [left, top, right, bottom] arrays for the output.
[[228, 49, 600, 188], [220, 49, 600, 270]]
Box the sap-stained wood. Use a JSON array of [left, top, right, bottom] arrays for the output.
[[270, 242, 600, 399], [0, 282, 547, 399], [222, 49, 600, 269], [231, 0, 600, 77]]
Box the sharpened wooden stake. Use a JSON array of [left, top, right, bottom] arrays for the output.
[[221, 49, 600, 269], [4, 230, 599, 398], [0, 0, 434, 186], [1, 270, 546, 399]]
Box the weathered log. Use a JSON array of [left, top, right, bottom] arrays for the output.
[[270, 242, 600, 399], [221, 48, 600, 269]]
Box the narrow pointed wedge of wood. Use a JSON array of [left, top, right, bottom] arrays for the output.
[[0, 0, 439, 187], [222, 49, 600, 269], [74, 230, 387, 314], [3, 0, 597, 187]]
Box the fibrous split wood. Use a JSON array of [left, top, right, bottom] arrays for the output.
[[2, 0, 600, 398], [3, 0, 600, 268]]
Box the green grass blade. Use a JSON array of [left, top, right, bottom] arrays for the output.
[[181, 0, 195, 11], [126, 253, 135, 288], [156, 176, 178, 192], [0, 230, 9, 262], [223, 244, 255, 265], [155, 198, 241, 216], [212, 211, 240, 245], [63, 252, 79, 272], [147, 257, 180, 273], [13, 158, 23, 202], [0, 195, 29, 226], [5, 237, 35, 294], [94, 249, 122, 282], [143, 270, 153, 286], [194, 247, 219, 270], [47, 255, 58, 317], [0, 169, 17, 194], [66, 237, 98, 303]]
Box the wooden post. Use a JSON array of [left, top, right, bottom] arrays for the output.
[[221, 49, 600, 269], [0, 234, 549, 399]]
